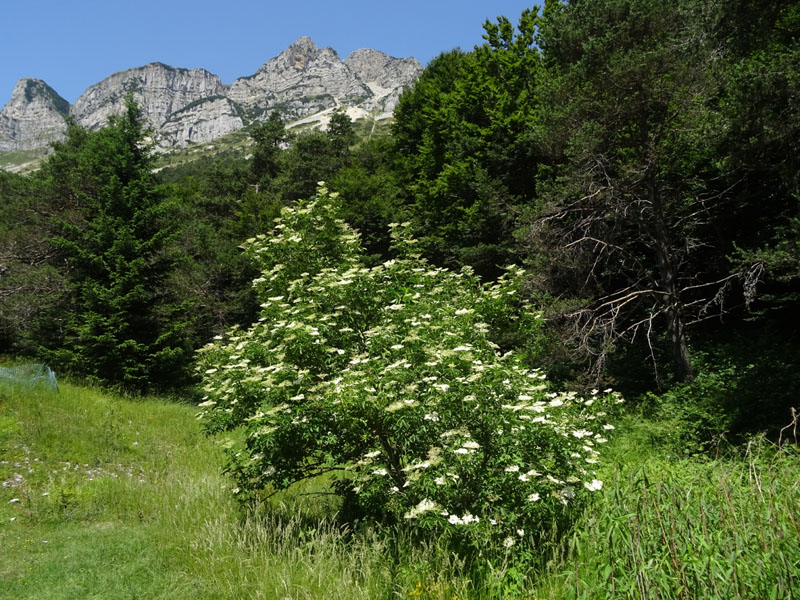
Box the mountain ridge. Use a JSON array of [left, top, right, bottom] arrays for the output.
[[0, 37, 422, 155]]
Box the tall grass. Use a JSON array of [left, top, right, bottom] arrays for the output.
[[1, 380, 797, 598], [534, 423, 800, 599], [0, 381, 476, 599]]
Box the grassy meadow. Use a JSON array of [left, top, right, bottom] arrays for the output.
[[1, 379, 798, 599]]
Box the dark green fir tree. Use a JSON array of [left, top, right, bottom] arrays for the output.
[[45, 96, 191, 392]]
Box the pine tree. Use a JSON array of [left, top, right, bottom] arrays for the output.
[[46, 97, 190, 391]]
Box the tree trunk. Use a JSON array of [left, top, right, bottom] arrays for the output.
[[647, 169, 695, 383], [668, 301, 694, 382]]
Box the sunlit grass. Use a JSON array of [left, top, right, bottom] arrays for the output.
[[533, 417, 800, 599], [0, 381, 217, 598], [1, 379, 797, 598], [0, 148, 47, 172], [0, 380, 474, 598]]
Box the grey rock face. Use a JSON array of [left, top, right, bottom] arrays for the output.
[[157, 96, 244, 149], [344, 48, 423, 114], [71, 63, 224, 131], [0, 78, 69, 152], [227, 37, 371, 121], [1, 37, 421, 154]]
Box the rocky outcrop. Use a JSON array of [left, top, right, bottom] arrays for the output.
[[0, 79, 69, 152], [156, 96, 244, 149], [0, 37, 422, 154], [344, 49, 423, 114], [71, 63, 224, 132], [227, 37, 371, 121]]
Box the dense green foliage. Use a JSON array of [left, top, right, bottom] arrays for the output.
[[390, 0, 800, 396], [0, 170, 63, 353], [197, 186, 620, 558], [0, 0, 799, 592], [523, 0, 799, 390], [41, 99, 191, 391], [392, 11, 543, 277], [530, 0, 725, 382]]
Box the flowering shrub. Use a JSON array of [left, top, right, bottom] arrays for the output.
[[196, 184, 620, 556]]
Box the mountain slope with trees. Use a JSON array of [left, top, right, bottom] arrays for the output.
[[1, 1, 799, 596], [1, 0, 797, 421]]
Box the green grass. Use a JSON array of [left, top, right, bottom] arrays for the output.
[[533, 417, 800, 599], [0, 380, 475, 599], [0, 148, 48, 173], [1, 379, 797, 599], [0, 382, 217, 598]]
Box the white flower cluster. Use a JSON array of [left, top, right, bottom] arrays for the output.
[[404, 498, 440, 519], [447, 512, 480, 525], [196, 186, 620, 551]]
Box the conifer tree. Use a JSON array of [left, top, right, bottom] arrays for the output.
[[46, 97, 190, 391], [392, 11, 544, 278]]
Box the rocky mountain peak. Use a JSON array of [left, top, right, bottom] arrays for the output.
[[226, 36, 370, 122], [2, 79, 68, 119], [0, 78, 69, 152], [1, 37, 422, 157], [284, 36, 321, 70], [71, 63, 224, 132]]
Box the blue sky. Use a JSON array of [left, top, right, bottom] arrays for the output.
[[2, 0, 537, 105]]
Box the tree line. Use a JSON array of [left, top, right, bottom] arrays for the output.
[[1, 0, 797, 437]]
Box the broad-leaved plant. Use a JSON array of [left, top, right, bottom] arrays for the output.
[[197, 184, 620, 556]]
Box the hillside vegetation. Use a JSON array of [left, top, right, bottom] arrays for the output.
[[1, 382, 797, 599], [1, 0, 799, 597]]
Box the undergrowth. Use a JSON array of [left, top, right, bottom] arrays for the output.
[[534, 420, 800, 599], [1, 378, 797, 598]]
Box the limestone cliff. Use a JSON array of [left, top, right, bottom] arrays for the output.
[[344, 49, 423, 115], [156, 96, 244, 149], [71, 63, 224, 132], [226, 37, 371, 121], [0, 37, 422, 154], [0, 78, 69, 152]]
